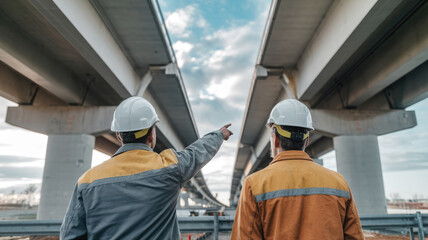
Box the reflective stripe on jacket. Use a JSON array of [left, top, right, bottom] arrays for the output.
[[231, 151, 364, 240], [60, 131, 223, 240]]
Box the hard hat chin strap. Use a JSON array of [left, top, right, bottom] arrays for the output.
[[134, 128, 149, 139], [272, 124, 309, 141]]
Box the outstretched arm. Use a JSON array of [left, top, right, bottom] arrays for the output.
[[175, 124, 233, 183]]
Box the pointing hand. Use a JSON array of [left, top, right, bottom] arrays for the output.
[[219, 124, 233, 141]]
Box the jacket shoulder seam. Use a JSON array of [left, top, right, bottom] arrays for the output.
[[79, 165, 179, 190]]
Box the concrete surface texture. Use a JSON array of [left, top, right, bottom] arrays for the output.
[[334, 135, 387, 214], [37, 134, 94, 220]]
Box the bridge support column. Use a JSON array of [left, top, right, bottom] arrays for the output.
[[313, 158, 323, 166], [6, 106, 115, 220], [37, 134, 94, 220], [310, 109, 417, 214], [183, 192, 189, 208], [333, 135, 387, 214]]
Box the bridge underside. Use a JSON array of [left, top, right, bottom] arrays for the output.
[[0, 0, 224, 220], [231, 0, 428, 214]]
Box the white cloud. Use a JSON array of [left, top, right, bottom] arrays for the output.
[[202, 140, 237, 204], [173, 41, 194, 68], [185, 19, 266, 110], [206, 75, 241, 99], [199, 92, 215, 100], [0, 178, 41, 191], [165, 5, 207, 38], [0, 129, 47, 159], [203, 23, 256, 70], [171, 8, 269, 203], [0, 160, 44, 168]]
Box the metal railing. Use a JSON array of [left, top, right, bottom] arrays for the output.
[[361, 212, 427, 240], [0, 212, 426, 240]]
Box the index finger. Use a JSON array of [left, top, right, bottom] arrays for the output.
[[223, 123, 232, 128]]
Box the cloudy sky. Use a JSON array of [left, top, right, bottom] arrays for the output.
[[1, 0, 428, 205]]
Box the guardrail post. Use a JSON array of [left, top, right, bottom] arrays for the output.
[[409, 227, 415, 240], [416, 211, 425, 240], [214, 213, 219, 240]]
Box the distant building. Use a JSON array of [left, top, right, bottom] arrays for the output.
[[0, 192, 40, 207]]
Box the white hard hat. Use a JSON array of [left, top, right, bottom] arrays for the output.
[[266, 99, 314, 130], [111, 96, 160, 132]]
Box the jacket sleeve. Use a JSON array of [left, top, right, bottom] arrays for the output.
[[60, 184, 87, 240], [343, 192, 365, 240], [231, 178, 264, 240], [174, 130, 223, 183]]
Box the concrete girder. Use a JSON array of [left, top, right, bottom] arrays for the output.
[[88, 0, 175, 67], [306, 137, 334, 159], [255, 65, 297, 100], [5, 106, 115, 136], [296, 0, 403, 101], [253, 125, 271, 160], [239, 108, 416, 170], [101, 133, 120, 144], [189, 178, 225, 207], [4, 93, 188, 150], [148, 63, 200, 147], [306, 132, 323, 147], [144, 91, 185, 151], [255, 65, 269, 80], [239, 69, 285, 147], [344, 2, 428, 107], [231, 108, 417, 204], [359, 60, 428, 110], [94, 136, 120, 156], [136, 70, 153, 97], [0, 13, 84, 104], [259, 0, 335, 67], [0, 85, 187, 153], [244, 132, 332, 173], [311, 109, 417, 136], [30, 0, 140, 99], [0, 62, 64, 106], [243, 151, 257, 177], [236, 145, 260, 179]]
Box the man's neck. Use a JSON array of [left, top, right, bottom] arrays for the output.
[[272, 148, 305, 158]]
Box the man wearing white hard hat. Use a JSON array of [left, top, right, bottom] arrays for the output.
[[60, 96, 232, 240], [231, 99, 363, 239]]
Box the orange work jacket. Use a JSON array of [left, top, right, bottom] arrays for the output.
[[231, 151, 364, 240]]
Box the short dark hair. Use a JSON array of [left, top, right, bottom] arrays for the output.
[[119, 127, 153, 144], [273, 125, 309, 151]]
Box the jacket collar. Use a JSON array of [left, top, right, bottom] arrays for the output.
[[270, 150, 313, 165], [113, 143, 153, 157]]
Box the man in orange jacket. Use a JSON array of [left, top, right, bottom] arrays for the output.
[[231, 99, 364, 240]]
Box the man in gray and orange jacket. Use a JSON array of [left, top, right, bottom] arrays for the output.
[[60, 97, 233, 240], [231, 99, 364, 240]]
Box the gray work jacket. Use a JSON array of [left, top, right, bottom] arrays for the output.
[[60, 131, 224, 240]]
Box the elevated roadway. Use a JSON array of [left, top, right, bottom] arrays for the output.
[[0, 0, 224, 220], [231, 0, 428, 214]]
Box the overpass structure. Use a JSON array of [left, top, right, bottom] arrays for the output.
[[231, 0, 428, 214], [0, 0, 224, 220]]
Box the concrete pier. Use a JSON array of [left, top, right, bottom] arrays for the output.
[[334, 135, 387, 214], [37, 134, 94, 220]]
